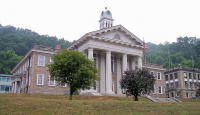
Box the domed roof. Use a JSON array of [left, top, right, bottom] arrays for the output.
[[100, 7, 112, 19]]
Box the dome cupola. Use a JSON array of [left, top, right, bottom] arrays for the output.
[[99, 7, 114, 29]]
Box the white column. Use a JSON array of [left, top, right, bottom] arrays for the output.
[[14, 81, 17, 93], [106, 51, 112, 93], [132, 57, 136, 70], [138, 56, 142, 69], [100, 53, 105, 93], [117, 57, 122, 94], [88, 48, 93, 60], [122, 54, 127, 72]]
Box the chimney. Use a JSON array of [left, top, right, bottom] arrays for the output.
[[55, 44, 61, 50]]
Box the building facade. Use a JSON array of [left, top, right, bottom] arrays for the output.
[[0, 74, 12, 93], [10, 8, 166, 97], [164, 66, 200, 98], [11, 45, 69, 94], [144, 64, 166, 98]]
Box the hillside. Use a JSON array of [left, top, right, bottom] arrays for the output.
[[145, 36, 200, 69], [0, 25, 74, 74]]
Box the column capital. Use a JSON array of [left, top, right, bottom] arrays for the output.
[[88, 48, 93, 51]]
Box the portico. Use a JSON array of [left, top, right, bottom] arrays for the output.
[[68, 7, 144, 95]]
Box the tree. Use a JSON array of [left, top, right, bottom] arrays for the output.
[[0, 49, 22, 74], [47, 49, 98, 100], [120, 69, 155, 101]]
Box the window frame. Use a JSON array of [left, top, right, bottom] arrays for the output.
[[37, 74, 44, 85], [49, 75, 55, 86], [38, 55, 45, 67], [157, 72, 161, 80], [158, 86, 162, 94]]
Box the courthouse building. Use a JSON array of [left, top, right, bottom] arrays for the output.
[[11, 8, 165, 97]]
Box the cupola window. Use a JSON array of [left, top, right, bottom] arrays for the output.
[[114, 34, 120, 39]]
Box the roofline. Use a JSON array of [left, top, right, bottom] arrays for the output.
[[10, 45, 56, 74]]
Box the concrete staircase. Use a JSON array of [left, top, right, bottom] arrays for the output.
[[142, 94, 182, 102]]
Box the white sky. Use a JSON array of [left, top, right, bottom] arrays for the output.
[[0, 0, 200, 44]]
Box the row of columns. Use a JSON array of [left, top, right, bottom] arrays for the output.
[[88, 48, 142, 94]]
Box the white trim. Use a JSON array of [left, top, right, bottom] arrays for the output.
[[157, 72, 161, 80], [37, 74, 44, 85], [170, 80, 173, 83], [49, 75, 55, 86], [175, 79, 178, 82], [38, 55, 45, 67], [166, 81, 169, 83], [158, 86, 162, 94], [186, 92, 189, 98], [184, 78, 188, 81]]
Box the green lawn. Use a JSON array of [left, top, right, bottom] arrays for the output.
[[0, 94, 200, 115]]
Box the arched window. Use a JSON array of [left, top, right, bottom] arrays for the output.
[[114, 34, 120, 39]]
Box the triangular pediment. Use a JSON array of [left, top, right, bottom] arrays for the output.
[[68, 25, 144, 50], [87, 25, 143, 46]]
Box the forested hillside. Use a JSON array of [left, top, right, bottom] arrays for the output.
[[0, 25, 74, 74], [146, 36, 200, 69]]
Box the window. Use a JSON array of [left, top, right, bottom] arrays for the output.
[[151, 71, 154, 76], [195, 83, 197, 89], [190, 82, 193, 89], [158, 86, 162, 94], [93, 54, 97, 67], [175, 82, 178, 88], [111, 56, 114, 73], [6, 77, 11, 82], [186, 92, 189, 98], [170, 74, 173, 80], [1, 85, 5, 91], [191, 93, 194, 98], [198, 74, 200, 80], [49, 75, 55, 86], [93, 81, 97, 90], [174, 73, 178, 79], [189, 73, 192, 79], [114, 34, 120, 39], [1, 76, 6, 82], [193, 73, 196, 79], [38, 55, 45, 66], [37, 74, 44, 85], [157, 72, 161, 80], [60, 82, 66, 87], [184, 72, 187, 78], [166, 83, 169, 90], [165, 75, 168, 81], [171, 82, 174, 88], [152, 85, 155, 94], [185, 81, 188, 88], [176, 93, 179, 97], [50, 57, 54, 64]]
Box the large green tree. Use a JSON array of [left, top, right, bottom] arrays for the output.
[[0, 49, 22, 74], [47, 49, 98, 100], [120, 69, 155, 101]]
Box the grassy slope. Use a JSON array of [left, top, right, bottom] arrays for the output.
[[0, 94, 200, 115]]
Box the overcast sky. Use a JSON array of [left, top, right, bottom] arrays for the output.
[[0, 0, 200, 44]]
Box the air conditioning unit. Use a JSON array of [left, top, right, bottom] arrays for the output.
[[22, 71, 26, 75]]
